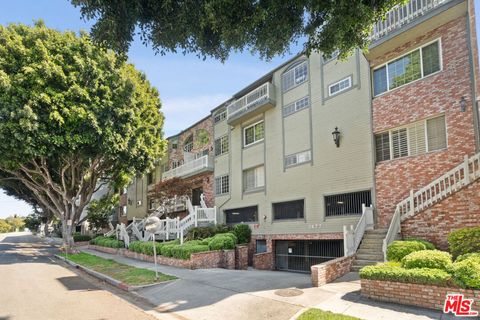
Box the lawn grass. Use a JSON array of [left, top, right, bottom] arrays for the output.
[[297, 309, 360, 320], [62, 252, 176, 286]]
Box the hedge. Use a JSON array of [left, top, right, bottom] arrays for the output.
[[386, 241, 426, 261], [89, 236, 124, 248], [232, 224, 251, 244], [449, 256, 480, 289], [185, 224, 234, 241], [448, 227, 480, 258], [208, 233, 237, 250], [456, 253, 480, 263], [360, 263, 453, 287], [403, 238, 436, 250], [73, 234, 92, 242], [401, 250, 452, 271], [170, 244, 210, 260]]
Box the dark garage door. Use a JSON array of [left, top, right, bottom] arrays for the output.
[[275, 240, 344, 273]]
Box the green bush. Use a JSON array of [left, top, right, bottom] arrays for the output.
[[456, 252, 480, 262], [89, 236, 124, 248], [160, 243, 178, 257], [359, 263, 452, 287], [404, 238, 436, 250], [208, 233, 237, 251], [73, 234, 92, 242], [129, 240, 179, 256], [401, 250, 452, 271], [185, 224, 234, 241], [170, 244, 210, 260], [449, 258, 480, 289], [448, 227, 480, 258], [232, 224, 251, 244], [386, 241, 426, 261]]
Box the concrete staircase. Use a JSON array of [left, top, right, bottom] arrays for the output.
[[351, 229, 387, 272]]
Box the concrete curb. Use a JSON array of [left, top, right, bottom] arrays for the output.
[[53, 254, 168, 292]]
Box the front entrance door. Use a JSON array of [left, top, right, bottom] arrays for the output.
[[192, 187, 203, 206]]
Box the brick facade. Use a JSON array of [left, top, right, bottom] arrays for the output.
[[401, 178, 480, 250], [311, 255, 355, 287], [371, 16, 478, 228], [362, 279, 480, 313], [253, 252, 274, 270]]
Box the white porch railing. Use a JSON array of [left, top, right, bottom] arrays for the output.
[[371, 0, 451, 42], [343, 204, 375, 256], [162, 155, 213, 180], [226, 82, 275, 121], [382, 207, 401, 261]]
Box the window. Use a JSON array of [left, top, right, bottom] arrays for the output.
[[283, 96, 310, 117], [328, 76, 352, 96], [147, 171, 154, 185], [373, 40, 441, 96], [325, 191, 371, 217], [225, 206, 258, 224], [256, 240, 267, 253], [215, 135, 229, 156], [215, 175, 229, 195], [243, 166, 265, 192], [214, 110, 227, 123], [183, 134, 193, 152], [171, 161, 181, 169], [170, 139, 178, 150], [194, 149, 209, 159], [375, 115, 446, 162], [149, 199, 156, 210], [285, 150, 311, 167], [273, 199, 304, 220], [322, 50, 340, 63], [282, 61, 308, 92], [244, 121, 264, 146]]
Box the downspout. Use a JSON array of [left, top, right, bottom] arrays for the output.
[[466, 0, 480, 151]]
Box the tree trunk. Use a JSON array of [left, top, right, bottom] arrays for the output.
[[61, 218, 75, 252]]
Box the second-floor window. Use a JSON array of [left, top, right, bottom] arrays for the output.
[[373, 40, 441, 96], [375, 115, 446, 162], [329, 76, 352, 96], [243, 166, 265, 192], [215, 135, 229, 156], [244, 120, 264, 146], [285, 150, 311, 167], [215, 175, 229, 195], [183, 134, 193, 152], [214, 110, 227, 123], [283, 96, 310, 117], [282, 60, 308, 92]]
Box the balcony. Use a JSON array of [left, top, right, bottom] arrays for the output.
[[162, 155, 213, 181], [370, 0, 454, 44], [227, 82, 276, 125]]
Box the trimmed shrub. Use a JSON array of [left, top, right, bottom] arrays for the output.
[[401, 250, 452, 271], [170, 244, 210, 260], [359, 263, 452, 287], [73, 234, 92, 242], [160, 243, 177, 257], [448, 227, 480, 258], [449, 258, 480, 289], [456, 252, 480, 263], [208, 233, 237, 251], [386, 241, 426, 261], [89, 236, 124, 248], [185, 224, 234, 241], [129, 240, 179, 256], [404, 238, 436, 250], [233, 224, 251, 244]]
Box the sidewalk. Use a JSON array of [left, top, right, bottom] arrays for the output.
[[80, 248, 453, 320]]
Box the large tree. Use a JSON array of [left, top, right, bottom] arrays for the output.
[[0, 22, 166, 249], [71, 0, 404, 61]]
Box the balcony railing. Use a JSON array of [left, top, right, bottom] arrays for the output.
[[227, 82, 275, 123], [371, 0, 451, 42], [162, 155, 213, 180]]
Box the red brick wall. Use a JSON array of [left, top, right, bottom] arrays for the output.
[[401, 178, 480, 250], [371, 16, 477, 228], [311, 255, 355, 287], [253, 252, 274, 270], [362, 279, 480, 313], [235, 245, 249, 270]]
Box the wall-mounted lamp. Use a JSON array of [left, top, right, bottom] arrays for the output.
[[460, 96, 467, 112], [332, 127, 341, 148]]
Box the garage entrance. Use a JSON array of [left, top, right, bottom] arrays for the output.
[[275, 240, 344, 273]]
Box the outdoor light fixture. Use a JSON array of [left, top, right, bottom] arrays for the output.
[[332, 127, 341, 148], [460, 96, 467, 112]]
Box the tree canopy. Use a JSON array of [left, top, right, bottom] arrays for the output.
[[71, 0, 404, 61], [0, 22, 166, 247]]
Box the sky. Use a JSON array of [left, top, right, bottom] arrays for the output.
[[0, 0, 479, 218]]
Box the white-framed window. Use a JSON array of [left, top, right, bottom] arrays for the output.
[[283, 96, 310, 117], [243, 166, 265, 192], [285, 150, 311, 167], [282, 60, 308, 92], [328, 76, 352, 96], [183, 134, 194, 152], [214, 110, 227, 123], [373, 39, 441, 96], [244, 120, 264, 147], [215, 175, 229, 195], [215, 135, 229, 156], [375, 115, 446, 162]]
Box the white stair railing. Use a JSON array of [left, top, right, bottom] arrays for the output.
[[382, 207, 401, 261], [343, 204, 374, 256]]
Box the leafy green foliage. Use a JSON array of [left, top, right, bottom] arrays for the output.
[[129, 240, 179, 255], [456, 253, 480, 263], [185, 224, 233, 241], [359, 263, 453, 287], [73, 233, 92, 242], [448, 227, 480, 258], [449, 257, 480, 289], [403, 238, 436, 250], [170, 244, 210, 260], [232, 224, 251, 244], [71, 0, 405, 61], [208, 233, 237, 251], [297, 308, 360, 320], [24, 213, 46, 232], [0, 220, 12, 233], [401, 250, 452, 271], [90, 236, 124, 248], [386, 241, 426, 262], [87, 194, 119, 231]]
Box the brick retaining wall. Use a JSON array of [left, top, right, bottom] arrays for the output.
[[311, 255, 355, 286], [235, 245, 249, 270], [361, 279, 480, 312], [253, 252, 274, 270]]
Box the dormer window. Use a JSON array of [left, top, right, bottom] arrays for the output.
[[282, 60, 308, 92], [183, 134, 193, 152]]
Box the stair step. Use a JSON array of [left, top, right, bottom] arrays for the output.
[[352, 259, 383, 267], [362, 234, 386, 239], [350, 265, 365, 272], [364, 229, 388, 234], [357, 249, 383, 255], [360, 239, 383, 245], [356, 253, 384, 261]]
